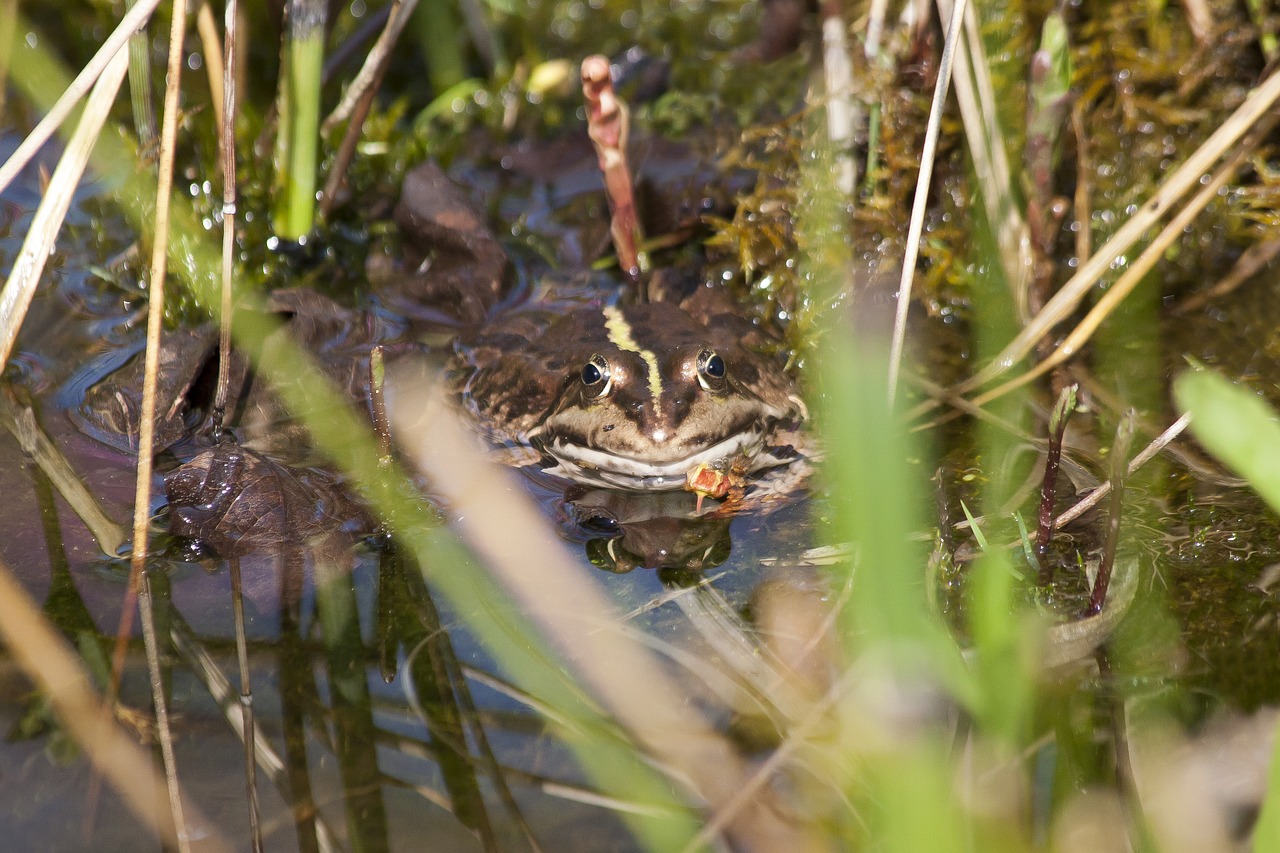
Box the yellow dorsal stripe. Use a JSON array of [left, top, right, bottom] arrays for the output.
[[603, 306, 662, 402]]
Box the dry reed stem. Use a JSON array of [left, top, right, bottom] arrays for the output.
[[135, 573, 190, 852], [1172, 236, 1280, 315], [213, 0, 238, 423], [390, 379, 805, 850], [865, 0, 889, 60], [821, 0, 856, 194], [196, 2, 225, 134], [229, 559, 264, 853], [938, 64, 1280, 402], [0, 0, 162, 197], [966, 133, 1258, 412], [943, 0, 1032, 317], [886, 0, 969, 406], [1180, 0, 1213, 44], [115, 2, 194, 848], [323, 0, 419, 132], [0, 49, 129, 369], [0, 556, 231, 851], [5, 401, 126, 554]]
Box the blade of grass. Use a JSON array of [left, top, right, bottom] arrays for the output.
[[1255, 721, 1280, 850], [1173, 370, 1280, 514], [273, 0, 328, 240], [0, 0, 14, 114]]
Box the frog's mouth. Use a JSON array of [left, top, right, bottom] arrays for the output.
[[541, 429, 777, 491]]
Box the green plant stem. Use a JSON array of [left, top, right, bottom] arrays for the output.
[[273, 0, 327, 241]]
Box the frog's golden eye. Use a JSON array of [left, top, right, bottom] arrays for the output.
[[581, 353, 612, 397], [696, 349, 726, 391]]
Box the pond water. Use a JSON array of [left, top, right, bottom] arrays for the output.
[[4, 3, 1280, 851]]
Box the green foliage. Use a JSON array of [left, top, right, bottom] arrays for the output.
[[1175, 370, 1280, 515]]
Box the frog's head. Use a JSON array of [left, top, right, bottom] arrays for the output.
[[533, 304, 803, 490]]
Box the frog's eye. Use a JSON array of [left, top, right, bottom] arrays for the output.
[[696, 350, 726, 390], [581, 354, 612, 397]]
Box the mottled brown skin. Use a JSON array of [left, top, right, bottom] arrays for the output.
[[454, 300, 804, 490]]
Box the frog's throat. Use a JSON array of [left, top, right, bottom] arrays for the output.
[[543, 429, 775, 491], [603, 305, 663, 403]]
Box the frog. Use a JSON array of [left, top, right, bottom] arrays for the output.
[[453, 295, 807, 492]]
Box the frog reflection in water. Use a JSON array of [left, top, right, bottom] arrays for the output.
[[455, 298, 807, 493]]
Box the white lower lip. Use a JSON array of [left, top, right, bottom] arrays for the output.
[[545, 431, 768, 490]]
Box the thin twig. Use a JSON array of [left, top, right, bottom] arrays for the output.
[[0, 49, 130, 369], [1054, 413, 1191, 530], [0, 0, 162, 197], [323, 0, 419, 132], [886, 0, 969, 406], [320, 0, 420, 217]]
